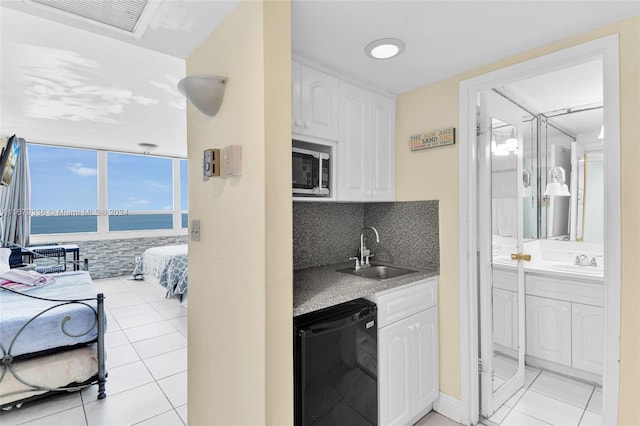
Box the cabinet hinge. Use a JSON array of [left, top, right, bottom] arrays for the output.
[[478, 359, 486, 373]]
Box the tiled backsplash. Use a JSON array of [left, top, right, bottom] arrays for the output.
[[293, 200, 439, 271]]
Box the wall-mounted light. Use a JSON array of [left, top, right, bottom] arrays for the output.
[[138, 142, 158, 155], [178, 75, 228, 117], [544, 166, 571, 197], [504, 129, 518, 152], [364, 38, 405, 60]]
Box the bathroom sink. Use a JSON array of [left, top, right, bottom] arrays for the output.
[[547, 263, 604, 276], [337, 264, 416, 281]]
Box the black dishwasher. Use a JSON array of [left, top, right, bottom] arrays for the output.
[[294, 298, 378, 426]]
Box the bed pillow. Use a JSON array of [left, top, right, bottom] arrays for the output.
[[0, 248, 11, 273]]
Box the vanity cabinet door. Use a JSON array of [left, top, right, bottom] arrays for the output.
[[379, 315, 413, 426], [526, 295, 572, 366], [572, 303, 604, 374], [492, 288, 513, 349]]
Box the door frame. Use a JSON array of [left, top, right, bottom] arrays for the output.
[[458, 35, 621, 425]]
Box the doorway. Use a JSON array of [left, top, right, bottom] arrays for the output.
[[458, 35, 621, 426]]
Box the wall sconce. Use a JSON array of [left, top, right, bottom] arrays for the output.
[[544, 166, 571, 197], [138, 142, 158, 155], [178, 75, 228, 117]]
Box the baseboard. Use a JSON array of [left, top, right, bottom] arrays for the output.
[[433, 392, 462, 424]]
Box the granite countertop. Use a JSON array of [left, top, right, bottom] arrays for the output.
[[293, 261, 439, 316]]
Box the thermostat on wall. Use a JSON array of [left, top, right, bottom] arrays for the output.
[[203, 148, 220, 178]]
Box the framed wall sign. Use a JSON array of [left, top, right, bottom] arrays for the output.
[[410, 127, 455, 151]]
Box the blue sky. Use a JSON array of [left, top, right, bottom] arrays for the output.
[[28, 144, 187, 212]]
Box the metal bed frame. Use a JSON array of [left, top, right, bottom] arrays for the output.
[[0, 285, 107, 409]]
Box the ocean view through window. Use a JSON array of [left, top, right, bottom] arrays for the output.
[[28, 145, 98, 234], [27, 144, 187, 236]]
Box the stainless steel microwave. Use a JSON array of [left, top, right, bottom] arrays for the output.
[[292, 147, 330, 197]]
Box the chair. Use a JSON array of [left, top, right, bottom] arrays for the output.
[[33, 247, 66, 274]]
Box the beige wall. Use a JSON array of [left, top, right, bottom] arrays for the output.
[[396, 16, 639, 424], [185, 1, 292, 425]]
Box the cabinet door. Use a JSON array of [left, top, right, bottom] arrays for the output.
[[292, 61, 302, 134], [379, 315, 413, 426], [338, 81, 370, 201], [369, 93, 395, 201], [526, 295, 572, 366], [299, 65, 339, 140], [412, 307, 439, 413], [511, 291, 519, 351], [492, 288, 513, 349], [572, 303, 604, 374]]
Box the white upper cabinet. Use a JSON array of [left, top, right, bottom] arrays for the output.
[[338, 81, 395, 201], [292, 61, 339, 141]]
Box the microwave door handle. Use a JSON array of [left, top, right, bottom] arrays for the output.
[[318, 155, 324, 190], [318, 153, 329, 191]]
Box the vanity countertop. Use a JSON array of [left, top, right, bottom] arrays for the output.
[[493, 256, 603, 282], [293, 261, 438, 316]]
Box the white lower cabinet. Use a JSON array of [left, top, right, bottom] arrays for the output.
[[525, 295, 572, 366], [525, 273, 604, 376], [572, 303, 604, 374], [368, 278, 438, 426]]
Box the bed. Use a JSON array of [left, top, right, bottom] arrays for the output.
[[131, 244, 188, 301], [0, 270, 107, 408]]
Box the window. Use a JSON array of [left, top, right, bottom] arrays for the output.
[[27, 143, 187, 236], [107, 153, 173, 231], [28, 145, 98, 234], [180, 159, 188, 228]]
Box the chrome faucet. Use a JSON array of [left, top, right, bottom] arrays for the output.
[[359, 226, 380, 269], [575, 254, 598, 267]]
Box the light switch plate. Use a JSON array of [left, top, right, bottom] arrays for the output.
[[222, 144, 242, 176]]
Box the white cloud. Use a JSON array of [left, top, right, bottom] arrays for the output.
[[127, 197, 149, 205], [132, 95, 159, 106], [67, 163, 97, 177]]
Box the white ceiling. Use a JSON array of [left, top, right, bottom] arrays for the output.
[[1, 1, 638, 157]]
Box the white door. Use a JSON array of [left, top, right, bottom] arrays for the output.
[[478, 90, 527, 417]]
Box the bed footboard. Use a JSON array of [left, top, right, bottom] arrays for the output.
[[0, 288, 108, 408]]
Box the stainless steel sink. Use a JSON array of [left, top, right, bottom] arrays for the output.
[[337, 264, 416, 281]]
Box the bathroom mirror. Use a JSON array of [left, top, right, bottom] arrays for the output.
[[495, 59, 604, 243], [537, 111, 603, 242]]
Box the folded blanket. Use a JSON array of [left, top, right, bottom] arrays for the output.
[[0, 269, 56, 291]]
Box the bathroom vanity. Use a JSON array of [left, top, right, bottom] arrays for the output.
[[492, 262, 604, 383]]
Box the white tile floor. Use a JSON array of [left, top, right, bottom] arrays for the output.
[[0, 276, 188, 426], [488, 366, 603, 426]]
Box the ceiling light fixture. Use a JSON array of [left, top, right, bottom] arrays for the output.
[[178, 75, 228, 117], [365, 38, 405, 60]]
